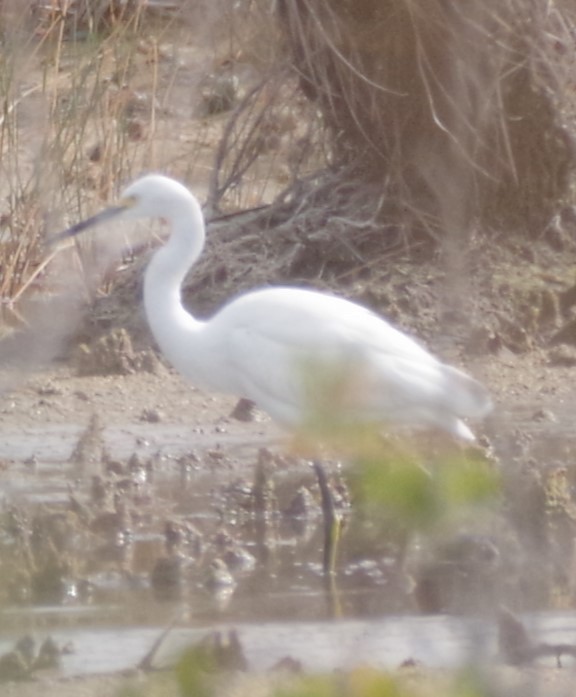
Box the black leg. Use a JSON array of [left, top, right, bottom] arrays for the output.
[[313, 460, 342, 577]]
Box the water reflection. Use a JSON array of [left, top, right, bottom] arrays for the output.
[[1, 414, 576, 675]]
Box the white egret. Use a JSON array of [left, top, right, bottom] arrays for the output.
[[56, 174, 491, 439], [56, 174, 492, 571]]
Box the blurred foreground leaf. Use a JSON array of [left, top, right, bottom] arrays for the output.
[[277, 669, 416, 697], [176, 630, 247, 697], [350, 441, 500, 529], [175, 643, 217, 697]]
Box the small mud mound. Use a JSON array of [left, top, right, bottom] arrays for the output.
[[72, 327, 163, 377]]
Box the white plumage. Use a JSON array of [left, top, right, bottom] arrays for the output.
[[60, 174, 492, 442]]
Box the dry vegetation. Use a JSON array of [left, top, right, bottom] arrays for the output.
[[2, 1, 576, 351], [277, 0, 576, 232], [0, 1, 305, 368]]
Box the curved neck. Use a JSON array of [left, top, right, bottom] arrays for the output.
[[143, 196, 206, 369]]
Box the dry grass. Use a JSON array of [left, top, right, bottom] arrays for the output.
[[273, 0, 576, 237], [0, 2, 297, 365], [0, 2, 147, 300], [0, 1, 320, 305]]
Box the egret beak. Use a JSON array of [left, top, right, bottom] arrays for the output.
[[51, 196, 135, 244]]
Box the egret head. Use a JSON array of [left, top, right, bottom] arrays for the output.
[[53, 174, 194, 242], [119, 175, 194, 220]]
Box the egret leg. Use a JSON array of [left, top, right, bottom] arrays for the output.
[[313, 461, 343, 577]]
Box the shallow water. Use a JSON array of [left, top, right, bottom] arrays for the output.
[[0, 413, 576, 677]]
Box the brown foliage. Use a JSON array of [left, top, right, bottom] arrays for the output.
[[275, 0, 576, 236]]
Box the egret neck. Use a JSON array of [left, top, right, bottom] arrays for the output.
[[143, 194, 207, 381]]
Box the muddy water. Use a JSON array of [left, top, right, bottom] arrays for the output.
[[1, 415, 576, 677]]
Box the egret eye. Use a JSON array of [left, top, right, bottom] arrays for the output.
[[120, 194, 138, 209]]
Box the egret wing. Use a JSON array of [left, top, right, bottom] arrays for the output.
[[215, 288, 460, 427]]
